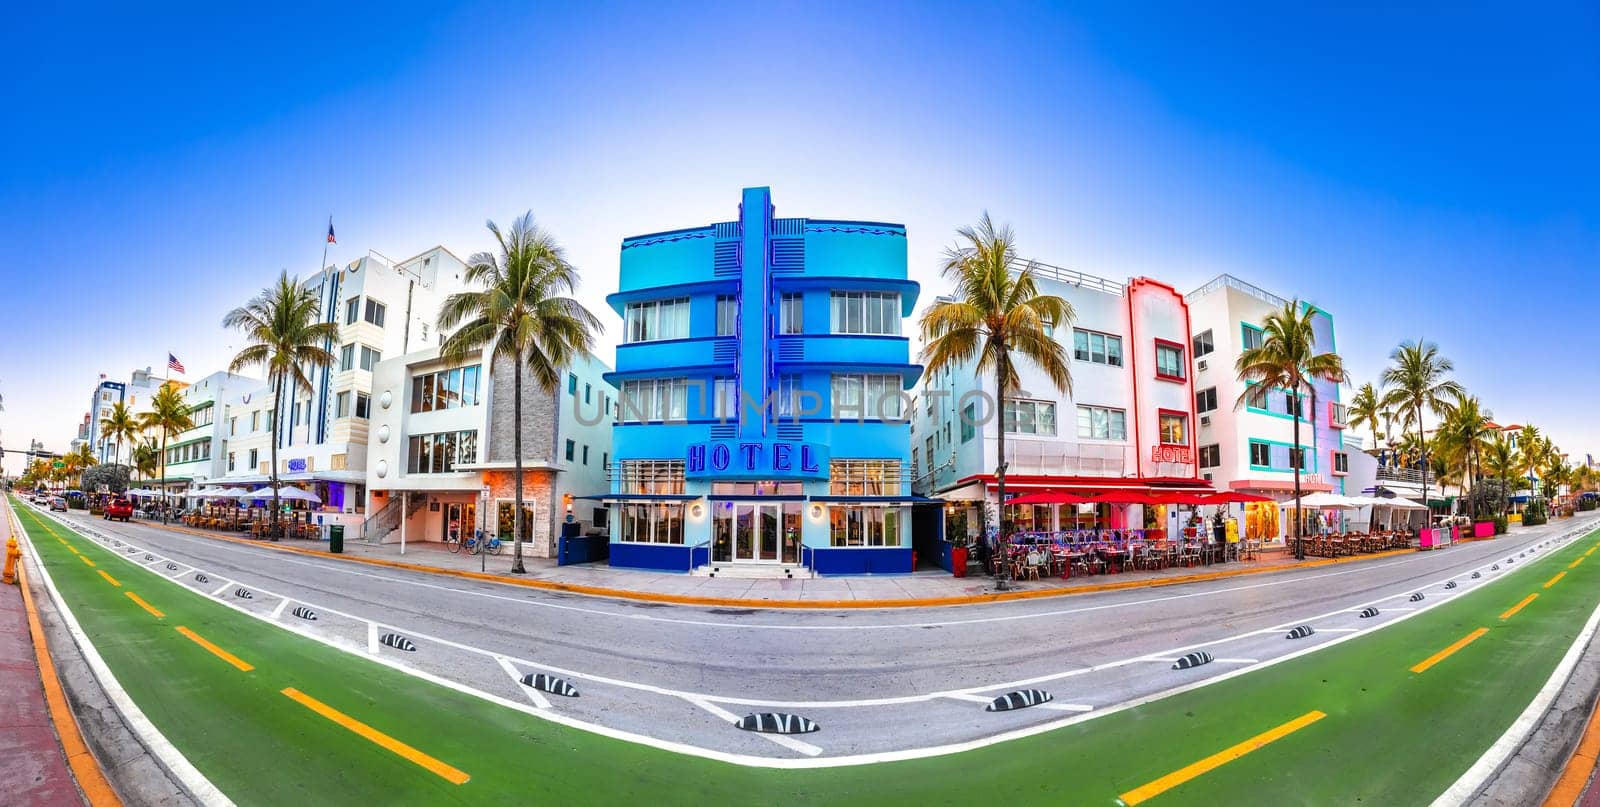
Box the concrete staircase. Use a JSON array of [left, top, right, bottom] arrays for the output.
[[690, 563, 813, 580]]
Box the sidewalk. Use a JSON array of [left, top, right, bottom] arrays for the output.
[[1, 502, 88, 806], [153, 518, 1407, 607]]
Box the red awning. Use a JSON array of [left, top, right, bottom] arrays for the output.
[[1005, 492, 1103, 505], [1200, 491, 1277, 504]]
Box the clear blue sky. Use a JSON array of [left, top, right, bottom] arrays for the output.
[[2, 2, 1597, 474]]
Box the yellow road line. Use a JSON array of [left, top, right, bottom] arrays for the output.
[[125, 592, 165, 618], [1120, 710, 1325, 804], [280, 688, 469, 784], [66, 545, 80, 555], [1411, 627, 1490, 674], [1544, 571, 1567, 589], [78, 554, 95, 567], [1572, 555, 1587, 569], [97, 570, 121, 587], [1587, 546, 1597, 557], [175, 626, 254, 672], [1501, 594, 1539, 620]]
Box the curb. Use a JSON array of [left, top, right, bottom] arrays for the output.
[[148, 519, 1411, 610], [1541, 653, 1600, 807], [15, 554, 122, 806]]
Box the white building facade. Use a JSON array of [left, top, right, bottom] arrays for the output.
[[1184, 275, 1346, 543], [158, 371, 259, 497]]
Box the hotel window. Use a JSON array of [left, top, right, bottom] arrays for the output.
[[779, 292, 804, 335], [229, 417, 237, 435], [364, 299, 386, 327], [620, 378, 688, 423], [1242, 324, 1264, 351], [227, 452, 236, 471], [716, 295, 739, 336], [359, 346, 381, 372], [1159, 412, 1189, 445], [925, 436, 934, 459], [1290, 447, 1308, 470], [961, 402, 977, 442], [712, 377, 739, 419], [1155, 342, 1185, 380], [831, 373, 903, 419], [355, 393, 370, 419], [410, 364, 481, 412], [828, 460, 903, 547], [1193, 329, 1214, 358], [830, 291, 901, 336], [406, 430, 477, 474], [619, 460, 686, 495], [336, 391, 350, 418], [568, 373, 577, 394], [1072, 329, 1123, 367], [1196, 387, 1218, 413], [565, 439, 575, 461], [1003, 399, 1056, 435], [775, 375, 801, 419], [1199, 444, 1221, 468], [250, 411, 260, 432], [340, 344, 355, 371], [582, 445, 589, 465], [1333, 451, 1350, 474], [345, 297, 360, 325], [248, 448, 258, 469], [1076, 405, 1127, 440], [624, 298, 690, 343], [585, 383, 592, 404], [1249, 441, 1271, 467]]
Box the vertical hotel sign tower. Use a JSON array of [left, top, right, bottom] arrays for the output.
[[601, 188, 923, 574]]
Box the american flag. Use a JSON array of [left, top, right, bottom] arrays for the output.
[[327, 221, 336, 244], [168, 353, 186, 374]]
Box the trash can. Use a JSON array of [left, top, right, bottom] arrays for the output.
[[328, 524, 344, 554]]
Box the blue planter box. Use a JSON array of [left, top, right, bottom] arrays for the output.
[[811, 547, 912, 575]]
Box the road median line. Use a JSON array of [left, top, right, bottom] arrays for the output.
[[125, 591, 165, 618], [1411, 627, 1490, 674], [1501, 594, 1539, 620], [78, 554, 96, 567], [98, 569, 121, 587], [1544, 571, 1567, 589], [1571, 556, 1587, 570], [1118, 710, 1326, 804], [175, 626, 254, 672], [281, 687, 470, 785]]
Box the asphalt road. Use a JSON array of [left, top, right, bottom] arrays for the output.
[[32, 503, 1600, 764]]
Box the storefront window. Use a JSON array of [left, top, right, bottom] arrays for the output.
[[618, 502, 685, 544], [829, 460, 902, 495], [619, 460, 685, 494], [829, 506, 900, 547]]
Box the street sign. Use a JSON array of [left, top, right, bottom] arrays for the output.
[[481, 485, 490, 499], [52, 460, 65, 469]]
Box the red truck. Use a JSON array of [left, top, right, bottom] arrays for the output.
[[104, 498, 134, 522]]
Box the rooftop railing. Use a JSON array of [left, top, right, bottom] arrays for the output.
[[1015, 259, 1126, 297], [1187, 273, 1293, 308]]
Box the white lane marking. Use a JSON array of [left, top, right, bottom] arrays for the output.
[[208, 581, 232, 597], [686, 697, 823, 757], [1213, 658, 1259, 664], [34, 506, 1600, 769], [4, 504, 237, 804], [270, 598, 290, 619], [92, 516, 1542, 632], [1317, 628, 1360, 633], [1431, 599, 1600, 805], [367, 622, 379, 654], [496, 656, 551, 709]]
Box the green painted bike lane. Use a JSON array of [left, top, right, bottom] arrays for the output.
[[13, 498, 1600, 805]]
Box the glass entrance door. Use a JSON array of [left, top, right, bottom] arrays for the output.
[[734, 503, 782, 563]]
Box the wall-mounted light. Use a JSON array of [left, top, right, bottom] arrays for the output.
[[690, 502, 705, 519], [809, 503, 824, 520]]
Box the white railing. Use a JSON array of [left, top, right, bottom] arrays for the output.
[[1015, 259, 1125, 297], [1186, 274, 1292, 308]]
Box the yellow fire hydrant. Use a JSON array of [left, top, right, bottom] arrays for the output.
[[3, 537, 20, 585]]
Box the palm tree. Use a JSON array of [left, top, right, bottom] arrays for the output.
[[1380, 341, 1464, 521], [1482, 435, 1517, 517], [65, 444, 97, 488], [1517, 425, 1545, 503], [1234, 299, 1344, 560], [224, 271, 339, 539], [1438, 395, 1494, 519], [131, 439, 160, 482], [140, 384, 194, 523], [438, 213, 600, 574], [100, 401, 140, 468], [919, 213, 1073, 588], [1347, 382, 1384, 454]]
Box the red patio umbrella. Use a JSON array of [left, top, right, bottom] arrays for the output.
[[1147, 490, 1216, 505], [1201, 491, 1276, 504], [1006, 491, 1102, 506]]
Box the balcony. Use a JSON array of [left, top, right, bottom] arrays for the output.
[[1376, 466, 1427, 484], [771, 334, 911, 373], [612, 337, 736, 377]]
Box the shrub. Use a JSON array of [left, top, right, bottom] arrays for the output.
[[1523, 500, 1549, 526], [1579, 497, 1597, 512], [1493, 515, 1508, 534]]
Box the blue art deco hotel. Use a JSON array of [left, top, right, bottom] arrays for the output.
[[597, 187, 923, 574]]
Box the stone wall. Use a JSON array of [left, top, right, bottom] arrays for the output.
[[487, 353, 560, 464], [484, 468, 557, 558]]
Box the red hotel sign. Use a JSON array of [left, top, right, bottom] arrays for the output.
[[1151, 445, 1193, 464]]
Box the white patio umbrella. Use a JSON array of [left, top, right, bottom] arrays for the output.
[[276, 487, 322, 504], [237, 487, 276, 501], [1285, 492, 1361, 509], [217, 487, 251, 497]]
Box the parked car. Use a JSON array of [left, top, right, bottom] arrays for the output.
[[49, 496, 68, 512], [104, 497, 134, 522]]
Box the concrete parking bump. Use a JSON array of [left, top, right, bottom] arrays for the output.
[[984, 689, 1054, 712], [1172, 651, 1215, 670]]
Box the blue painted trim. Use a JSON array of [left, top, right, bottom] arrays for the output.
[[811, 546, 912, 575], [606, 279, 740, 314], [608, 542, 693, 573]]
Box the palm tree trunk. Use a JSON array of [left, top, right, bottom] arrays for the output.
[[992, 348, 1014, 590], [159, 432, 169, 525], [510, 355, 527, 574], [269, 377, 283, 540], [1416, 399, 1427, 533], [1291, 382, 1303, 560]]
